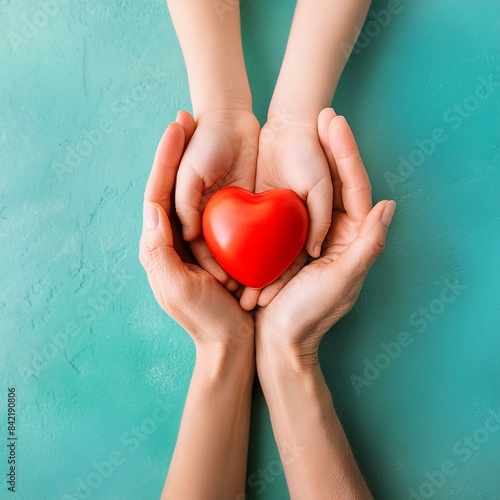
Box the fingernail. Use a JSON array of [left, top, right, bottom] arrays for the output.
[[313, 243, 321, 257], [182, 224, 190, 239], [380, 201, 396, 228], [144, 203, 159, 229], [175, 111, 181, 122]]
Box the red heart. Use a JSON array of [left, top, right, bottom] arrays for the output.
[[202, 187, 309, 289]]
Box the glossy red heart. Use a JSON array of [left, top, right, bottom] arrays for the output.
[[202, 187, 309, 288]]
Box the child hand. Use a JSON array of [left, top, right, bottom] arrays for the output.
[[174, 108, 260, 292], [239, 108, 334, 310]]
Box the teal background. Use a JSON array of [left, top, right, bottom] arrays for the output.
[[1, 0, 499, 499]]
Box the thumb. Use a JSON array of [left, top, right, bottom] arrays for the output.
[[175, 159, 203, 241], [335, 200, 396, 281], [139, 202, 184, 292], [306, 175, 333, 257]]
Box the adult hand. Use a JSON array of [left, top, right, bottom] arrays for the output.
[[256, 109, 396, 362], [174, 107, 260, 292], [145, 117, 255, 500], [139, 111, 254, 348]]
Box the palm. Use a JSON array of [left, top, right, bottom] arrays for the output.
[[256, 111, 382, 350], [177, 263, 253, 346], [183, 109, 259, 212], [256, 125, 328, 202], [256, 210, 363, 346], [167, 181, 253, 340], [322, 210, 361, 261], [238, 123, 333, 310], [175, 109, 260, 290]]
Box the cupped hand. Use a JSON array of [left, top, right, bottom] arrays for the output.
[[174, 107, 260, 291], [255, 109, 396, 362], [139, 112, 254, 348], [239, 109, 334, 310]]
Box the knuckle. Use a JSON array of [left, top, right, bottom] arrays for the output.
[[316, 216, 332, 232], [372, 235, 386, 255], [309, 215, 331, 238], [144, 190, 170, 207], [139, 239, 161, 272], [175, 199, 195, 216]]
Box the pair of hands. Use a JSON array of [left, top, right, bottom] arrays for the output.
[[139, 108, 395, 362], [170, 105, 336, 311]]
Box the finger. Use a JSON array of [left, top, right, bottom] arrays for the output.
[[333, 200, 396, 282], [232, 283, 246, 301], [305, 173, 333, 257], [176, 110, 196, 145], [318, 108, 343, 212], [189, 237, 239, 292], [171, 214, 197, 265], [329, 116, 372, 221], [175, 151, 204, 241], [257, 249, 308, 307], [139, 202, 187, 306], [317, 108, 336, 158], [239, 287, 261, 311], [144, 122, 186, 217]]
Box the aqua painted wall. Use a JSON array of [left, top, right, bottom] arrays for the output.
[[1, 1, 499, 499]]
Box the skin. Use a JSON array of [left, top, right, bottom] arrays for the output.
[[255, 109, 394, 499], [139, 113, 254, 499], [166, 0, 260, 291], [241, 0, 372, 309], [139, 110, 395, 499], [167, 0, 372, 309]]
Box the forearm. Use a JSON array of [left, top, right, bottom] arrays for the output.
[[162, 340, 254, 499], [269, 0, 371, 119], [257, 341, 372, 500], [166, 0, 251, 115]]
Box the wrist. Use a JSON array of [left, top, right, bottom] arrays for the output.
[[263, 104, 320, 145], [266, 103, 318, 128], [194, 100, 254, 123], [256, 332, 320, 383], [195, 334, 255, 381], [192, 88, 252, 117], [256, 337, 331, 411]]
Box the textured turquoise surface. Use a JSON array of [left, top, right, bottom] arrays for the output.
[[1, 1, 499, 499]]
